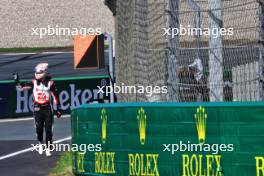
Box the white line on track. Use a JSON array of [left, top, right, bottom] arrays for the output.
[[0, 51, 73, 56], [0, 53, 37, 55], [0, 136, 72, 161], [42, 51, 73, 54], [0, 114, 70, 123]]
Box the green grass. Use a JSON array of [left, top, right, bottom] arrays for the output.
[[0, 47, 73, 53], [49, 152, 73, 176], [0, 43, 109, 53]]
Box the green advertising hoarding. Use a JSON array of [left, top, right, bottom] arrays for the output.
[[71, 102, 264, 176]]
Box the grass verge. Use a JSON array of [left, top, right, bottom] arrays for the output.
[[0, 47, 73, 53], [49, 152, 73, 176]]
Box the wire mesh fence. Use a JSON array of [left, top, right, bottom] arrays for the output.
[[176, 0, 261, 102], [114, 0, 264, 102]]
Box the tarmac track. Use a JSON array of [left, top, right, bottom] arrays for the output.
[[0, 116, 71, 176]]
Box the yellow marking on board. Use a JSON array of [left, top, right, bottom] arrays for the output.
[[182, 154, 222, 176], [101, 109, 107, 144], [95, 152, 115, 174], [255, 156, 264, 176], [137, 107, 147, 145], [128, 153, 159, 176], [195, 106, 207, 144], [76, 152, 85, 173]]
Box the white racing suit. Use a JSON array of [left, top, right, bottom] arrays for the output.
[[16, 76, 61, 145]]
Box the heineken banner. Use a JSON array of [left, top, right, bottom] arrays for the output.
[[0, 76, 110, 118], [71, 102, 264, 176]]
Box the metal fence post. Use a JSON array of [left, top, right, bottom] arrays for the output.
[[208, 0, 223, 102], [105, 33, 115, 103], [166, 0, 180, 102], [259, 0, 264, 100]]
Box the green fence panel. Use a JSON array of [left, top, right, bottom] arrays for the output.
[[71, 102, 264, 176]]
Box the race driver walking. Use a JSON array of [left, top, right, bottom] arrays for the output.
[[13, 63, 61, 157]]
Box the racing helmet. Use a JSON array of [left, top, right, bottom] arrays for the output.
[[34, 63, 48, 80]]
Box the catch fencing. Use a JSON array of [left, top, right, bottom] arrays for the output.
[[114, 0, 264, 102]]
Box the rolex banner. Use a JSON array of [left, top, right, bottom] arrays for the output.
[[71, 102, 264, 176]]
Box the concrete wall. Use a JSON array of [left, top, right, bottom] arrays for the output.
[[0, 0, 114, 48]]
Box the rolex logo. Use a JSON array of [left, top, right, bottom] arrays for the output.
[[137, 107, 147, 145], [194, 106, 207, 144], [101, 108, 107, 144]]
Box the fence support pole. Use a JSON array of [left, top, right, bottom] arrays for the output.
[[259, 0, 264, 100], [208, 0, 223, 102], [105, 33, 115, 103], [166, 0, 180, 101], [187, 0, 201, 59]]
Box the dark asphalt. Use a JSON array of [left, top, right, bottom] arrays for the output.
[[0, 116, 71, 141], [0, 52, 108, 80], [0, 117, 71, 176]]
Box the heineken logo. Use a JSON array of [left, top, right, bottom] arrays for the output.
[[15, 83, 105, 113], [194, 106, 207, 144]]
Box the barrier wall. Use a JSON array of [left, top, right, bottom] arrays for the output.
[[0, 76, 110, 118], [71, 102, 264, 176]]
